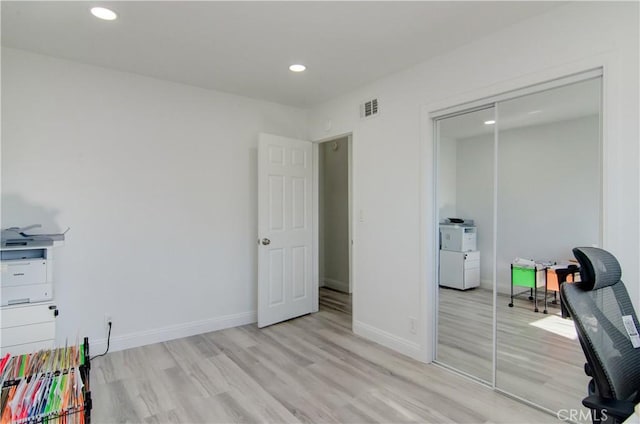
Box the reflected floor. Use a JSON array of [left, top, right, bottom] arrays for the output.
[[438, 286, 590, 420]]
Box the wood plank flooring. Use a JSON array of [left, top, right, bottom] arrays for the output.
[[438, 287, 590, 421], [318, 287, 352, 316], [92, 288, 556, 423]]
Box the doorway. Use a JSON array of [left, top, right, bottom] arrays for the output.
[[318, 136, 352, 322], [257, 132, 353, 329]]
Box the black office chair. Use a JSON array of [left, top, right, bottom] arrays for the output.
[[561, 247, 640, 423]]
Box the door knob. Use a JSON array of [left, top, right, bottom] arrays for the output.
[[261, 238, 271, 245]]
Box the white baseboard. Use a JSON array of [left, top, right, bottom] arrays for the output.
[[91, 310, 256, 354], [353, 320, 422, 361], [324, 277, 349, 293], [90, 311, 422, 364]]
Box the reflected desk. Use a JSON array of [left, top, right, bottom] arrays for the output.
[[544, 264, 579, 315], [509, 262, 579, 313]]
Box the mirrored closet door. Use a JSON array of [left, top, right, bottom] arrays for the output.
[[495, 77, 602, 419], [436, 106, 496, 384], [435, 74, 602, 419]]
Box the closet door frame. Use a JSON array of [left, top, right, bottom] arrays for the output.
[[426, 67, 604, 394]]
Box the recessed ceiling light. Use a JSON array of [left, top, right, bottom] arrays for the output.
[[484, 120, 496, 125], [528, 110, 542, 115], [289, 64, 306, 72], [91, 7, 118, 21]]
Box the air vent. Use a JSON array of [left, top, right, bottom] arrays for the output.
[[360, 98, 379, 118]]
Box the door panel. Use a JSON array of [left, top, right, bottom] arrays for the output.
[[291, 148, 307, 167], [292, 246, 307, 299], [258, 133, 313, 328], [268, 248, 285, 306], [269, 176, 285, 231], [292, 177, 306, 229]]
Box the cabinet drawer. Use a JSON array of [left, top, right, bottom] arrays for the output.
[[464, 259, 480, 269], [0, 340, 55, 356], [465, 267, 480, 285], [0, 321, 55, 347], [464, 251, 480, 261], [1, 303, 56, 328], [1, 260, 47, 286]]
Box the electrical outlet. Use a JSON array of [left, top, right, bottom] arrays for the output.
[[409, 317, 417, 334], [104, 313, 112, 328]]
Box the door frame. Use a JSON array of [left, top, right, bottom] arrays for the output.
[[420, 54, 616, 365], [311, 133, 354, 315]]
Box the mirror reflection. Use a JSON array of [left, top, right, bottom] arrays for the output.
[[495, 78, 602, 420], [436, 77, 602, 420], [436, 107, 495, 383]]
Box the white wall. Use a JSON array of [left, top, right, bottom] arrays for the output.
[[456, 116, 601, 292], [455, 134, 494, 289], [437, 136, 457, 219], [307, 2, 639, 360], [320, 138, 349, 292], [1, 48, 308, 351], [496, 116, 600, 292]]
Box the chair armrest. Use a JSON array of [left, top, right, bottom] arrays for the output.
[[582, 396, 636, 422]]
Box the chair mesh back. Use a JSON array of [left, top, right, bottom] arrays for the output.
[[574, 247, 622, 291], [562, 281, 640, 402]]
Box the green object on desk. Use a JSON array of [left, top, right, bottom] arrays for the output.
[[512, 266, 536, 288]]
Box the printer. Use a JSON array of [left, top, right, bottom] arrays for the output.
[[439, 219, 480, 290], [439, 220, 477, 252], [1, 225, 66, 306], [1, 225, 65, 249]]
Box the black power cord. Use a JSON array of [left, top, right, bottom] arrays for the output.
[[91, 321, 112, 360]]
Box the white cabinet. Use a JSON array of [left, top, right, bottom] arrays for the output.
[[439, 250, 480, 290], [0, 301, 58, 355], [0, 244, 59, 355]]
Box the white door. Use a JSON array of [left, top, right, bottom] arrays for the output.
[[258, 133, 313, 328]]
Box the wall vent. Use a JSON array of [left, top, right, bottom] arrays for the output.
[[360, 98, 379, 118]]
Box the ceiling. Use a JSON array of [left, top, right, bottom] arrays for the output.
[[439, 78, 602, 139], [1, 1, 562, 108]]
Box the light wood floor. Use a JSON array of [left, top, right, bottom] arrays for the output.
[[438, 287, 589, 420], [92, 288, 556, 423], [318, 287, 352, 316]]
